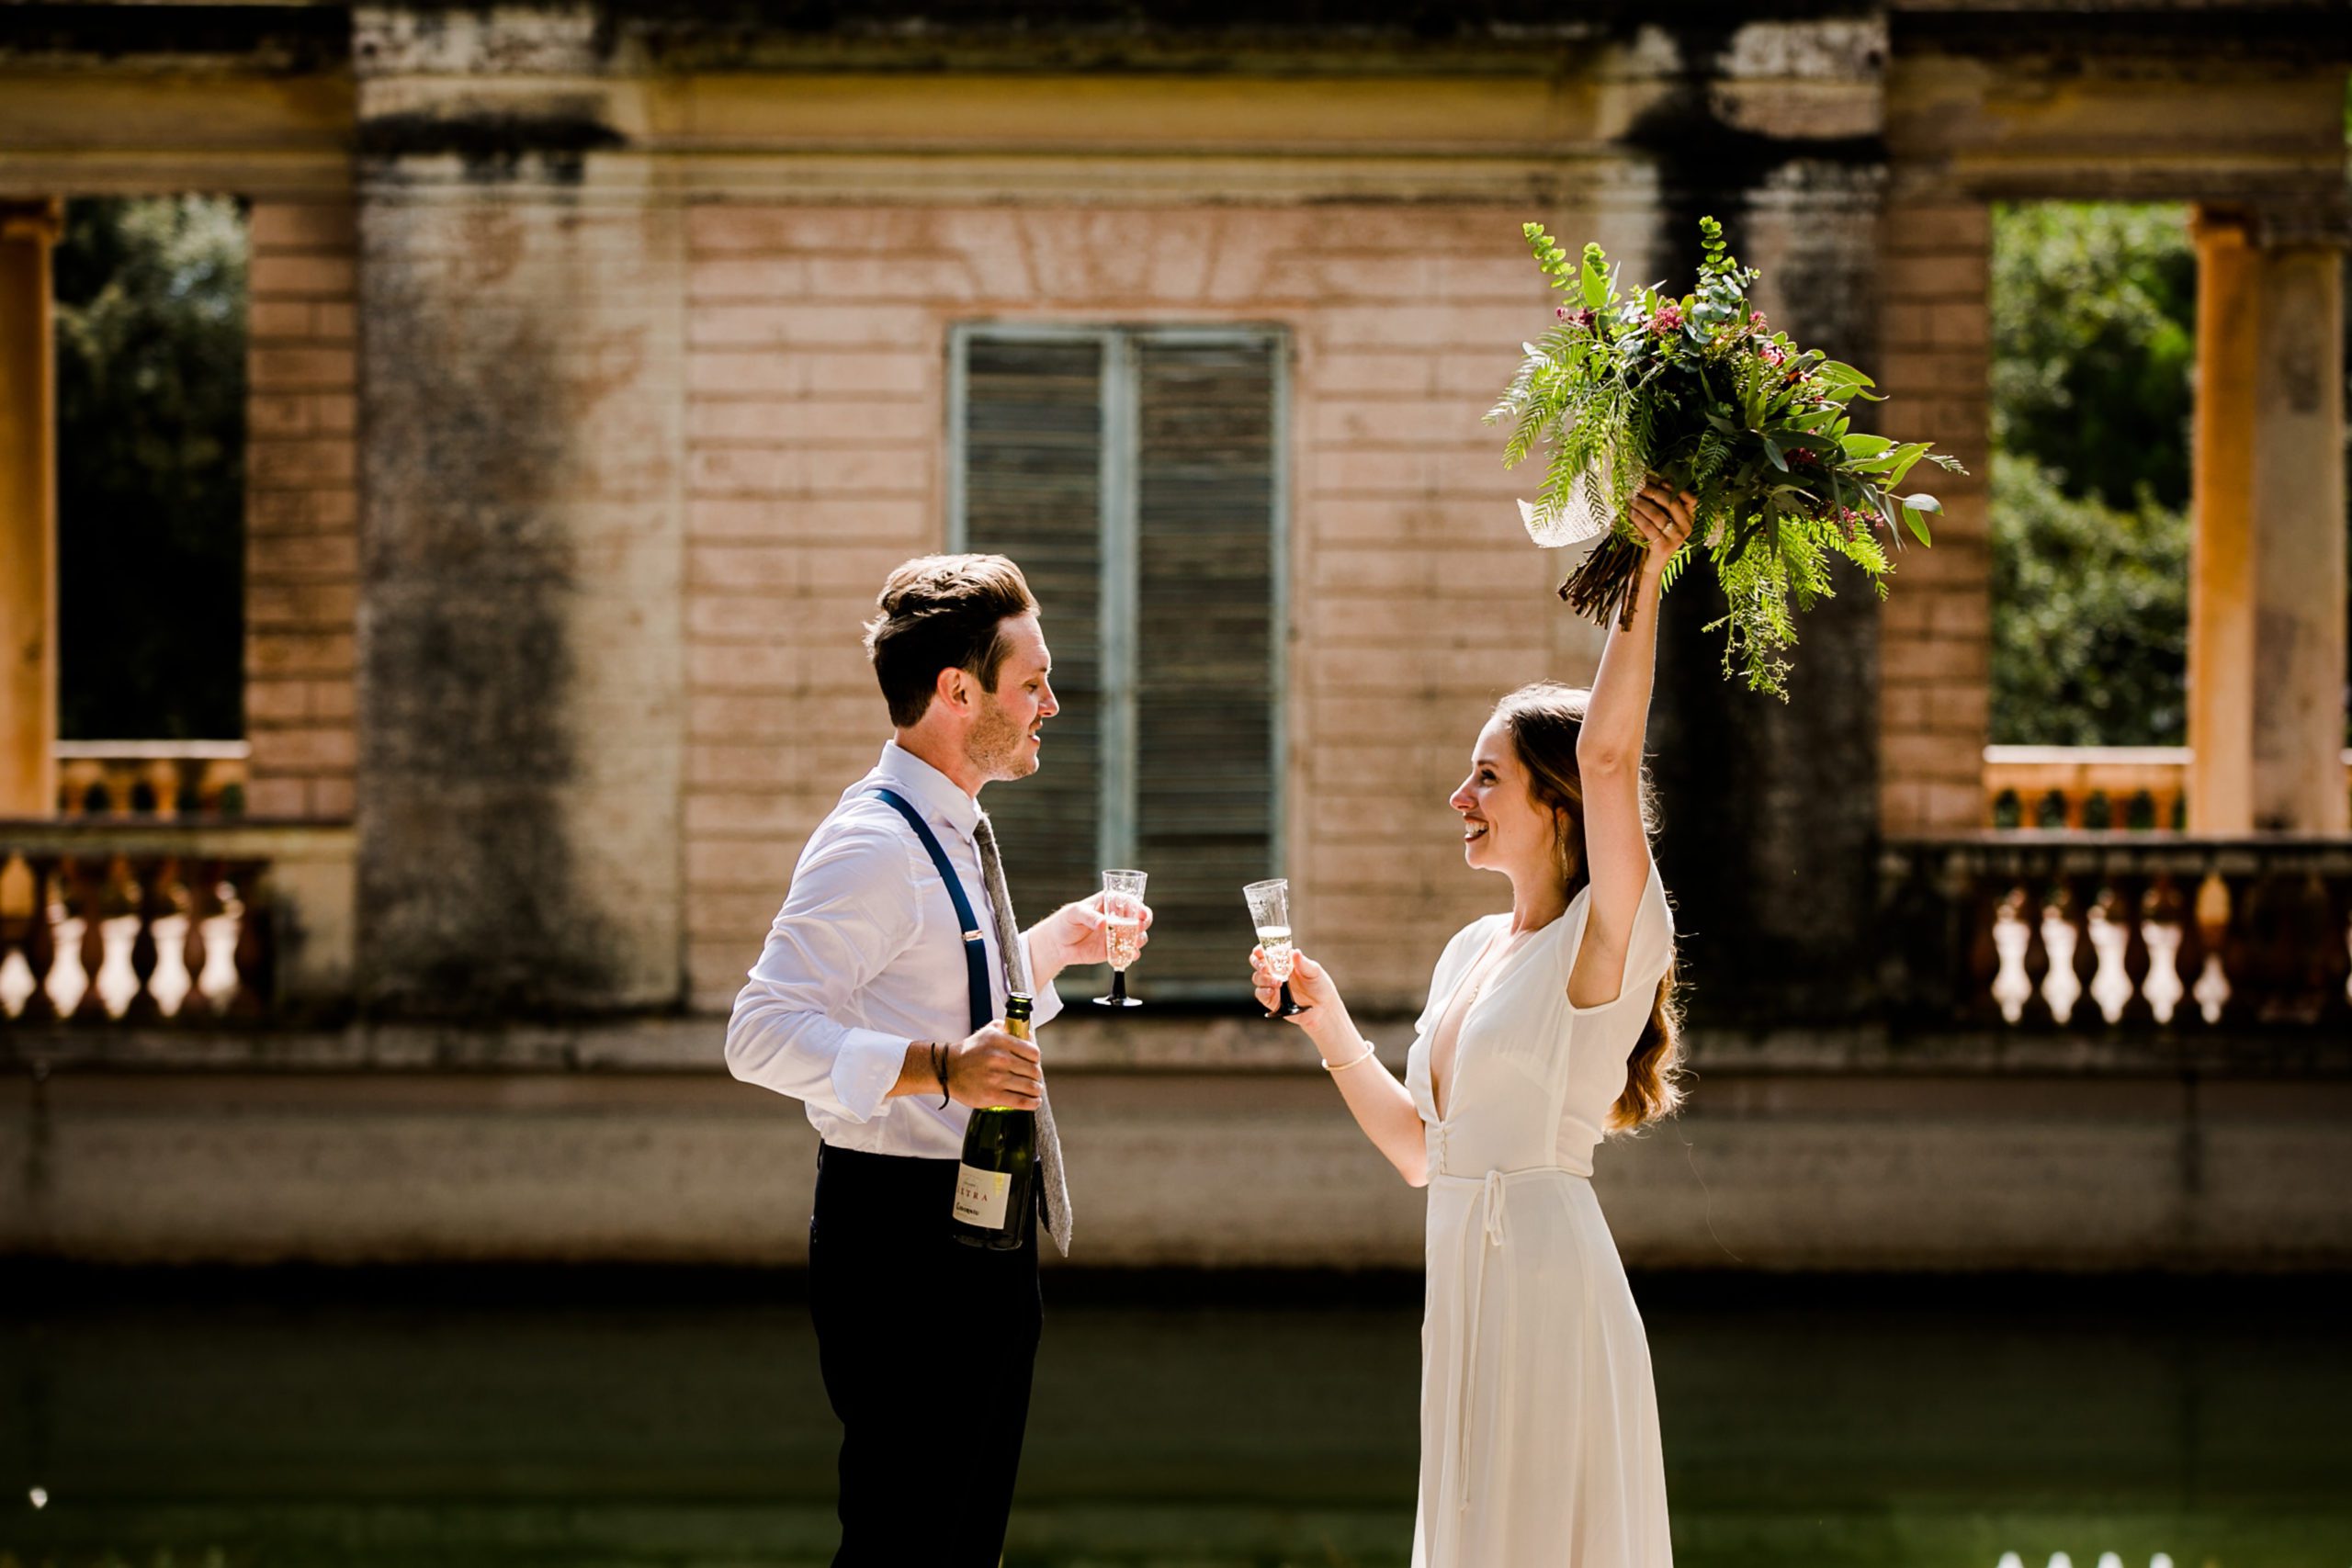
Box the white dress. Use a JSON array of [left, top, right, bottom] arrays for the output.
[[1405, 859, 1678, 1568]]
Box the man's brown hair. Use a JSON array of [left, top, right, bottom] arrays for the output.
[[863, 554, 1040, 728]]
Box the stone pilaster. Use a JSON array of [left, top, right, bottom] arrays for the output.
[[2188, 203, 2349, 835], [353, 7, 685, 1013], [0, 199, 61, 819]]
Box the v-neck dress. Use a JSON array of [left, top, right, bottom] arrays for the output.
[[1404, 859, 1677, 1567]]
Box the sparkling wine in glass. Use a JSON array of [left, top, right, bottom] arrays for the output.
[[1095, 868, 1148, 1009], [1244, 877, 1311, 1020]]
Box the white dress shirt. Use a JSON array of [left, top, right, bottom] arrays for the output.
[[723, 739, 1064, 1159]]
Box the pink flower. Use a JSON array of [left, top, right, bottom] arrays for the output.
[[1749, 310, 1768, 329], [1759, 344, 1788, 367], [1647, 304, 1684, 333], [1788, 447, 1819, 467], [1557, 304, 1573, 321]]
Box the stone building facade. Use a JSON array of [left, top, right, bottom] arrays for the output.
[[1, 3, 2346, 1269]]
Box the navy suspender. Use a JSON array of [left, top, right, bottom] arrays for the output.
[[868, 787, 992, 1033]]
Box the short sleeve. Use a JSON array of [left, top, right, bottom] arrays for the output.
[[1565, 858, 1674, 1025]]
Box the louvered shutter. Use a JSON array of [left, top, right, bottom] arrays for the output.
[[959, 337, 1106, 925], [1132, 339, 1279, 992]]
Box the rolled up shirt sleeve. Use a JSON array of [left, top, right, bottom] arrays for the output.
[[1022, 934, 1066, 1032], [724, 824, 922, 1124]]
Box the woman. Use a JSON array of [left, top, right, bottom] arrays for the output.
[[1252, 481, 1694, 1566]]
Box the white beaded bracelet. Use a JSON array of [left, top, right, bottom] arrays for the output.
[[1319, 1041, 1378, 1073]]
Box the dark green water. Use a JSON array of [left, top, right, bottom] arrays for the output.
[[2, 1271, 2346, 1568]]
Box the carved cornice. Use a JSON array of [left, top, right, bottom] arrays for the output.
[[2194, 197, 2352, 250], [0, 197, 63, 243]]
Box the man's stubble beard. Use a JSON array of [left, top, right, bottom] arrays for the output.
[[967, 691, 1040, 783]]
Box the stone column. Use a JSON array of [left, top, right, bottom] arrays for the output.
[[0, 199, 61, 819], [353, 9, 686, 1013], [2188, 205, 2349, 834], [1632, 18, 1894, 1022]]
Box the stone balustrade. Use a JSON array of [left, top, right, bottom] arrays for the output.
[[53, 741, 250, 819], [1881, 834, 2352, 1034], [1984, 746, 2352, 832], [0, 821, 355, 1025]]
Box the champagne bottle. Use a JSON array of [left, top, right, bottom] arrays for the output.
[[950, 992, 1037, 1251]]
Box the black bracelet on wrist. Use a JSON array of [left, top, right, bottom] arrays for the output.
[[933, 1042, 950, 1109]]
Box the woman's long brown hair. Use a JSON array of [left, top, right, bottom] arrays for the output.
[[1491, 682, 1686, 1133]]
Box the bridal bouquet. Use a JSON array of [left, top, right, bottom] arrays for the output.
[[1487, 218, 1964, 697]]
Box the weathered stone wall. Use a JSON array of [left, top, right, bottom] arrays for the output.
[[9, 1055, 2348, 1270], [353, 160, 687, 1013], [679, 202, 1644, 1012], [243, 199, 362, 820], [1874, 198, 1995, 835], [348, 4, 688, 1014]]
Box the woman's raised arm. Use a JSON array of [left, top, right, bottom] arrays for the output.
[[1569, 482, 1690, 1010]]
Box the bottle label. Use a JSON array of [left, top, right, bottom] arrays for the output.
[[953, 1164, 1011, 1228]]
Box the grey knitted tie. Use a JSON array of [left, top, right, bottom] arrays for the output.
[[972, 812, 1072, 1256]]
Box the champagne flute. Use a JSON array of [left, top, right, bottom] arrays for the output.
[[1243, 877, 1311, 1020], [1094, 868, 1148, 1009]]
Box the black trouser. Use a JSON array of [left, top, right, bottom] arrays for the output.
[[809, 1143, 1042, 1568]]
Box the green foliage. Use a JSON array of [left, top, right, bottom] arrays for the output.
[[53, 195, 248, 739], [1991, 455, 2187, 747], [1990, 202, 2195, 511], [1490, 219, 1959, 697], [1988, 202, 2194, 746]]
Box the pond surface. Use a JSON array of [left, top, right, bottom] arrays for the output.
[[1, 1269, 2346, 1568]]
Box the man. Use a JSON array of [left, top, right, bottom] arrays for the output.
[[724, 553, 1146, 1567]]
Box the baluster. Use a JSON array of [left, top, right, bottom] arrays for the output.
[[144, 855, 197, 1019], [56, 761, 96, 819], [1962, 863, 2000, 1019], [90, 854, 144, 1019], [2145, 873, 2192, 1026], [2022, 863, 2062, 1029], [2085, 874, 2139, 1025], [196, 759, 223, 818], [193, 859, 244, 1017], [225, 861, 269, 1019], [1981, 877, 2029, 1025], [2190, 869, 2235, 1026], [119, 854, 165, 1023], [56, 857, 107, 1021], [153, 761, 184, 822], [2039, 874, 2087, 1026], [0, 852, 35, 1020], [1992, 876, 2056, 1028], [174, 859, 220, 1021], [17, 854, 61, 1022], [2112, 866, 2156, 1028]]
